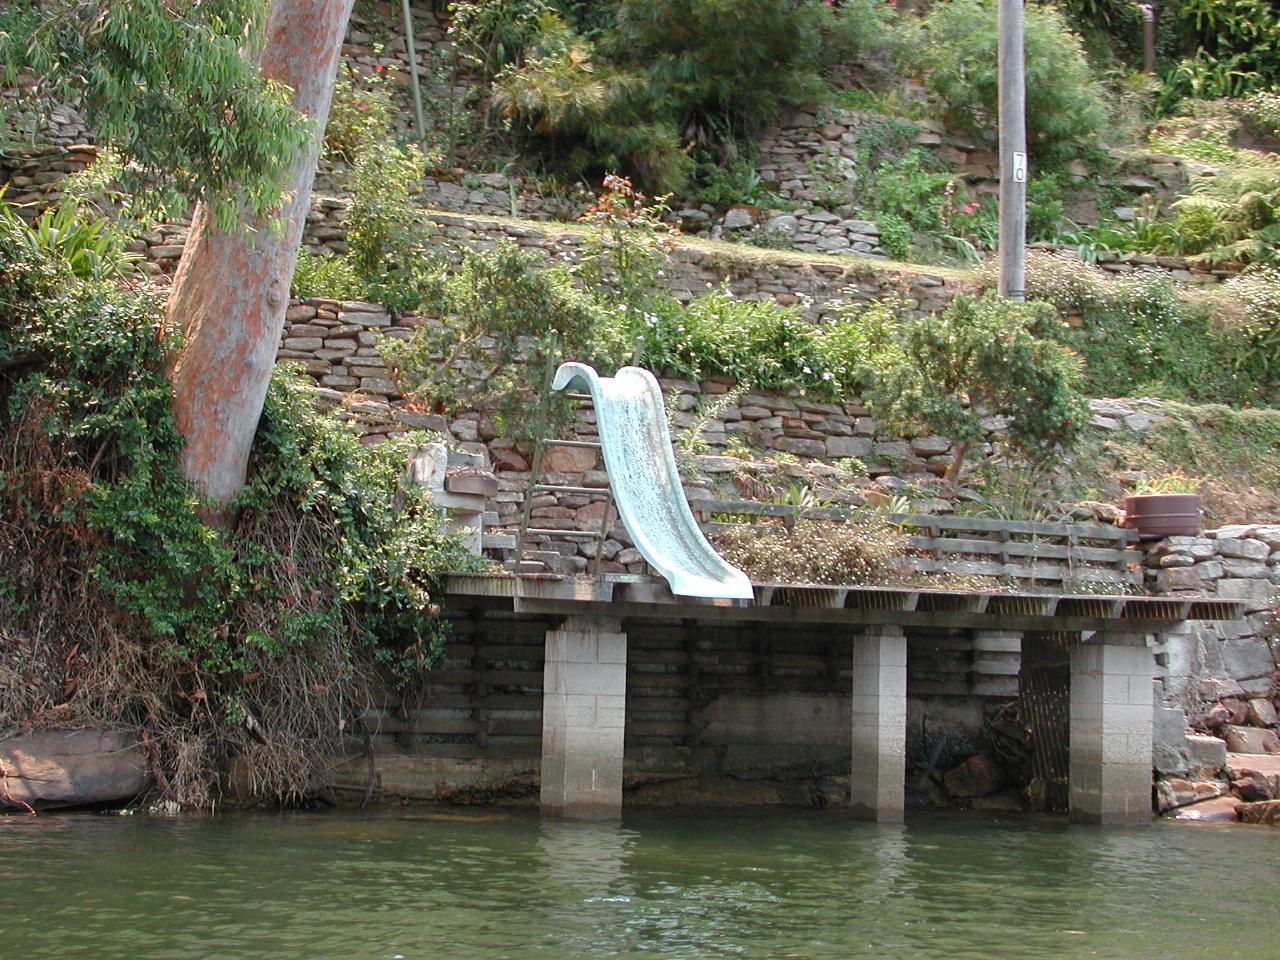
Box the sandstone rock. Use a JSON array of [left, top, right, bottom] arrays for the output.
[[1168, 795, 1240, 822], [1184, 733, 1227, 775], [1156, 778, 1198, 812], [942, 752, 1006, 798], [542, 445, 598, 473], [1155, 567, 1203, 592], [722, 205, 758, 231], [773, 437, 825, 458], [1219, 697, 1250, 725], [490, 448, 529, 472], [693, 455, 742, 474], [1223, 725, 1280, 755], [0, 730, 149, 809], [1217, 537, 1270, 561], [1248, 698, 1277, 727], [1236, 799, 1280, 825], [1221, 639, 1276, 681], [826, 436, 871, 458]]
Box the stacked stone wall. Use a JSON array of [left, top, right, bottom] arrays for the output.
[[1149, 526, 1279, 705]]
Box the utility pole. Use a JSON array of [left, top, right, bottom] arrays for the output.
[[401, 0, 427, 142], [997, 0, 1026, 300]]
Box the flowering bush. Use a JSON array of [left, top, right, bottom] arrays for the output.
[[577, 174, 679, 307]]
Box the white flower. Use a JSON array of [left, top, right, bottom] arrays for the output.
[[802, 365, 812, 374]]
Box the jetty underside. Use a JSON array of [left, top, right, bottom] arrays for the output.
[[431, 573, 1242, 825]]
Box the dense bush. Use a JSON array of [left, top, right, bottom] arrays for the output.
[[345, 139, 430, 276], [1155, 0, 1280, 111], [491, 34, 694, 193], [712, 516, 908, 586], [995, 251, 1276, 406], [857, 291, 1088, 479], [609, 0, 829, 139], [486, 0, 892, 192], [381, 239, 620, 432], [908, 0, 1106, 167], [0, 199, 476, 805]]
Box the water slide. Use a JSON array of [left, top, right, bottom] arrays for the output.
[[551, 363, 754, 601]]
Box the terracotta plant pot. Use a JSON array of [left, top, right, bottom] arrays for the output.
[[1122, 493, 1201, 538]]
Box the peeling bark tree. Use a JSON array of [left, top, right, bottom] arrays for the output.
[[167, 0, 355, 510]]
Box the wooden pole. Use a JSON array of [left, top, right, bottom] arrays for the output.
[[1140, 4, 1156, 75], [997, 0, 1026, 300], [401, 0, 427, 142]]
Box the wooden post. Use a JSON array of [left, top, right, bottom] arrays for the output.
[[1139, 4, 1156, 75], [997, 0, 1027, 301]]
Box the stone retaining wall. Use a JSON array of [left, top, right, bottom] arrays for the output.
[[1149, 526, 1279, 706], [275, 298, 1273, 584]]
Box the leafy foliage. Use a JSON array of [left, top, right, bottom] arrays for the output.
[[712, 516, 908, 586], [324, 67, 398, 163], [1, 0, 309, 230], [1156, 0, 1280, 112], [860, 292, 1088, 477], [486, 0, 893, 192], [0, 198, 475, 805], [381, 239, 618, 433], [908, 0, 1106, 167], [345, 140, 430, 276], [994, 251, 1276, 406]]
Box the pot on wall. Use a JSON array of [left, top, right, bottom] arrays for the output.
[[1122, 493, 1201, 539]]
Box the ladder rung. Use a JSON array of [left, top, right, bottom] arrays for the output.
[[563, 392, 593, 401], [533, 484, 606, 495], [522, 527, 601, 537], [544, 439, 601, 449]]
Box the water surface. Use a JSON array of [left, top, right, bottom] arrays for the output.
[[3, 808, 1274, 959]]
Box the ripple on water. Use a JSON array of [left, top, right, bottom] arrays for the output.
[[1, 809, 1276, 960]]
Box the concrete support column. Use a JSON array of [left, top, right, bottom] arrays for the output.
[[1069, 634, 1155, 825], [541, 616, 627, 820], [850, 625, 907, 822]]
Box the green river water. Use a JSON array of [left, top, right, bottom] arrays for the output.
[[3, 808, 1276, 959]]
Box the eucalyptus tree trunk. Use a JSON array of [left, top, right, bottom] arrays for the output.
[[167, 0, 354, 512]]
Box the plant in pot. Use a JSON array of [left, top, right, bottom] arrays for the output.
[[1122, 471, 1202, 538]]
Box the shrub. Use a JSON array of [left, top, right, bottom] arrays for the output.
[[1156, 0, 1280, 112], [0, 200, 476, 805], [345, 139, 429, 276], [382, 239, 617, 431], [620, 286, 826, 391], [290, 248, 371, 302], [862, 291, 1088, 479], [610, 0, 831, 139], [991, 251, 1276, 405], [492, 41, 693, 193], [910, 0, 1106, 167], [451, 0, 557, 81], [1212, 269, 1280, 393], [1171, 162, 1280, 265], [712, 516, 908, 586], [324, 68, 397, 162], [576, 173, 679, 307]]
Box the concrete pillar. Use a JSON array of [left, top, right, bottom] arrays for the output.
[[850, 624, 907, 822], [541, 616, 627, 820], [1069, 634, 1155, 825]]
